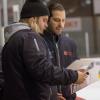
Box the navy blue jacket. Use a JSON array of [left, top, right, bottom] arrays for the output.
[[43, 29, 78, 100], [1, 23, 78, 100]]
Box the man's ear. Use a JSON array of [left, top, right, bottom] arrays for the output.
[[28, 17, 36, 28], [30, 17, 35, 23]]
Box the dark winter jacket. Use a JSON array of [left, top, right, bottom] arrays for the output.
[[43, 29, 78, 100], [1, 23, 78, 100]]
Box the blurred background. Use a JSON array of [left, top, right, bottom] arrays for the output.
[[0, 0, 100, 59]]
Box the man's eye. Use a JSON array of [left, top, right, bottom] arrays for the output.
[[53, 18, 60, 22]]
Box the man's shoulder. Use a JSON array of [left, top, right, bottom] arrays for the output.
[[14, 29, 36, 39], [59, 34, 77, 48], [60, 34, 75, 43]]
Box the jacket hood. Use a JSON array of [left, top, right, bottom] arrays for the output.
[[4, 22, 30, 43]]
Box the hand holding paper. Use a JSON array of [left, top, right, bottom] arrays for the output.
[[67, 59, 94, 84], [75, 70, 88, 84]]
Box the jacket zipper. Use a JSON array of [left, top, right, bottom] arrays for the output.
[[55, 43, 61, 67], [55, 43, 62, 93]]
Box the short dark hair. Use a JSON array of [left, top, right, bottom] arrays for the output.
[[48, 3, 65, 17]]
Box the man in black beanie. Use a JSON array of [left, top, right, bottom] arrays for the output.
[[20, 0, 49, 19], [2, 0, 88, 100]]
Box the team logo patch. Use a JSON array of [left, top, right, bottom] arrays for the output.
[[64, 51, 72, 56]]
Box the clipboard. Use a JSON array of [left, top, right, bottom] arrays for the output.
[[67, 58, 94, 71]]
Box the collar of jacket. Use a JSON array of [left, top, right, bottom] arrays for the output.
[[44, 29, 61, 43], [4, 22, 31, 43]]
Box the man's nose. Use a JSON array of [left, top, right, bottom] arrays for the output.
[[59, 22, 64, 28]]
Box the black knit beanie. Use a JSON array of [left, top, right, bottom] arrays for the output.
[[20, 0, 49, 19]]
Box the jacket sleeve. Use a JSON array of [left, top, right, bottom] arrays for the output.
[[22, 33, 78, 85]]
